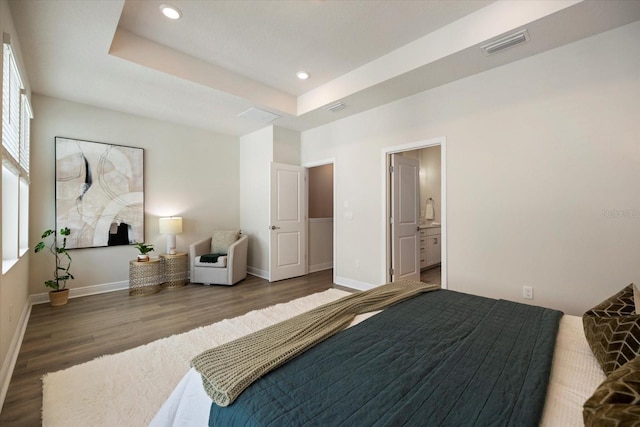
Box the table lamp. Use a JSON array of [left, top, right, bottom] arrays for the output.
[[159, 217, 183, 255]]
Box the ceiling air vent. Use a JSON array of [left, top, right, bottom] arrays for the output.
[[325, 101, 348, 113], [481, 29, 529, 55], [237, 107, 280, 123]]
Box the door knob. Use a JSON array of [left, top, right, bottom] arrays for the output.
[[269, 225, 281, 230]]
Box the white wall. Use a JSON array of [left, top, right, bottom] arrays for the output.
[[239, 125, 301, 278], [273, 126, 300, 166], [301, 21, 640, 316], [239, 127, 273, 277], [30, 95, 239, 296], [308, 219, 333, 272], [420, 146, 441, 224]]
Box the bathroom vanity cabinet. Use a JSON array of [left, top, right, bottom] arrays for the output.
[[420, 226, 441, 269]]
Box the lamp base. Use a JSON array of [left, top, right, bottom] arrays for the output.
[[166, 234, 177, 255]]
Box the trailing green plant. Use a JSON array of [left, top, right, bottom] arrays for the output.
[[134, 242, 155, 255], [34, 227, 74, 291]]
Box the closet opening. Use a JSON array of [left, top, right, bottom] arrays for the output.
[[305, 161, 335, 283]]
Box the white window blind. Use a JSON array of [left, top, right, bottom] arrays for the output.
[[2, 34, 32, 269], [20, 92, 31, 174], [2, 42, 23, 168]]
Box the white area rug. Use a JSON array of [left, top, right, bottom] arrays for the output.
[[42, 289, 349, 426]]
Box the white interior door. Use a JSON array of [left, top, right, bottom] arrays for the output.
[[391, 154, 420, 282], [269, 162, 307, 281]]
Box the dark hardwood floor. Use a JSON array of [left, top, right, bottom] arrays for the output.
[[0, 266, 441, 426], [420, 264, 442, 284]]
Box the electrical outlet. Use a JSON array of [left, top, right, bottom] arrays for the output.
[[522, 286, 534, 300], [355, 259, 360, 269]]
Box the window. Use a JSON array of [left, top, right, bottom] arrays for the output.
[[19, 177, 29, 254], [2, 165, 19, 262], [2, 35, 31, 272]]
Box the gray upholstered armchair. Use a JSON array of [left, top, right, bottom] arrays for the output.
[[189, 232, 248, 286]]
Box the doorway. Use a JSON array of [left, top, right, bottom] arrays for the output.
[[305, 160, 335, 283], [382, 138, 446, 288]]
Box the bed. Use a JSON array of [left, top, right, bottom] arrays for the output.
[[151, 284, 610, 426]]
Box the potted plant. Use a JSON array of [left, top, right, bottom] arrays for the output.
[[34, 227, 74, 307], [134, 242, 155, 262]]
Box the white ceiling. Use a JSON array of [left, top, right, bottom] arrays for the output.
[[8, 0, 640, 137], [118, 0, 493, 96]]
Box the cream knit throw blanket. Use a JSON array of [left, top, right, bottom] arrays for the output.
[[191, 280, 440, 407]]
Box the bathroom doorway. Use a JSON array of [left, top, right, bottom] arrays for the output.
[[383, 138, 446, 288]]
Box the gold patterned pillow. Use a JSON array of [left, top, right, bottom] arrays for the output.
[[583, 355, 640, 426], [210, 230, 240, 254], [583, 284, 640, 375]]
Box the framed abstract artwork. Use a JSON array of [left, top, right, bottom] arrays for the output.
[[55, 137, 144, 249]]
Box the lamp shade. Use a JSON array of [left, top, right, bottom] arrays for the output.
[[159, 217, 183, 235]]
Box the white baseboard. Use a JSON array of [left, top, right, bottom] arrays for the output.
[[0, 298, 32, 412], [334, 276, 376, 291], [250, 265, 334, 279], [309, 262, 333, 273], [30, 280, 130, 305], [247, 266, 268, 280]]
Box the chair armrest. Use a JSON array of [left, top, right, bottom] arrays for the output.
[[190, 237, 212, 259], [227, 235, 248, 283], [227, 235, 248, 260]]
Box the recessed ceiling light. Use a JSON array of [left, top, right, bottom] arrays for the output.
[[160, 4, 182, 20], [296, 71, 310, 80]]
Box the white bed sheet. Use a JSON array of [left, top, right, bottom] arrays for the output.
[[150, 313, 605, 427], [149, 367, 211, 427], [540, 314, 605, 426]]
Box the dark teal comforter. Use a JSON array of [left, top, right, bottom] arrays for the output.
[[209, 289, 562, 426]]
